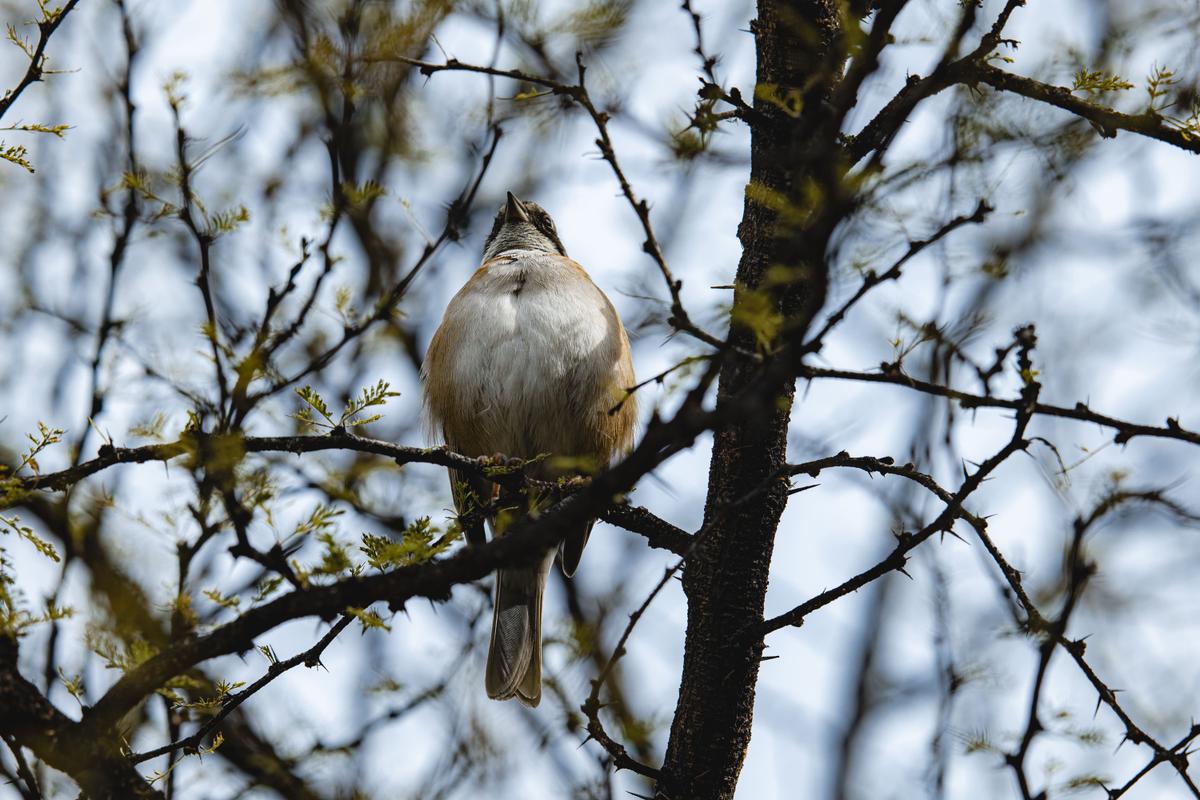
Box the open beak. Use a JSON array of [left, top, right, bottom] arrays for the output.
[[504, 191, 530, 224]]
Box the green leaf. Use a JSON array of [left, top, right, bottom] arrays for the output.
[[202, 588, 241, 610], [730, 287, 784, 351], [294, 504, 344, 537], [347, 606, 391, 633], [0, 122, 70, 138], [1071, 68, 1133, 95], [311, 530, 353, 577], [359, 517, 460, 571], [1146, 64, 1179, 109], [252, 576, 284, 603], [0, 513, 60, 562], [58, 668, 85, 704], [340, 379, 401, 427], [292, 385, 335, 428], [206, 204, 250, 237]]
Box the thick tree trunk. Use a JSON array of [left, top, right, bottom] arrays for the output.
[[658, 2, 842, 798]]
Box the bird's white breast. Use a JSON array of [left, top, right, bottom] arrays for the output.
[[431, 250, 618, 458]]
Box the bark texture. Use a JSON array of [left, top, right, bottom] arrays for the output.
[[658, 2, 843, 798], [0, 637, 163, 800]]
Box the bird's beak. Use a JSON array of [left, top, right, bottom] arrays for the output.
[[504, 191, 530, 224]]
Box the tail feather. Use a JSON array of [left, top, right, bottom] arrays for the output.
[[486, 556, 551, 706], [557, 520, 594, 578]]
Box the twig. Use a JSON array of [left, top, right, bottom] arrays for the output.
[[1004, 506, 1090, 799], [1, 733, 41, 799], [599, 503, 690, 555], [71, 0, 140, 461], [130, 615, 353, 764], [680, 0, 717, 84], [608, 355, 710, 415], [800, 200, 991, 355], [249, 123, 504, 402], [383, 53, 736, 354], [798, 363, 1200, 447], [1107, 725, 1200, 799], [760, 368, 1040, 636], [171, 105, 231, 416], [580, 562, 673, 780], [0, 0, 82, 122], [970, 61, 1200, 154]]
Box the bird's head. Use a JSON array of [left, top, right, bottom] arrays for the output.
[[482, 192, 566, 260]]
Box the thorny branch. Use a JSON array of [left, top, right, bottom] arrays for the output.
[[11, 364, 1195, 505], [129, 614, 354, 765], [0, 0, 81, 122], [846, 0, 1200, 167], [386, 53, 735, 353], [758, 362, 1038, 638], [171, 105, 232, 416], [72, 0, 140, 461], [772, 358, 1200, 796], [970, 61, 1200, 154], [580, 556, 675, 781], [245, 123, 505, 406], [4, 432, 691, 556], [801, 200, 992, 356], [798, 362, 1200, 447]]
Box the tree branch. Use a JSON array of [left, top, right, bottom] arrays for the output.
[[7, 433, 688, 553], [0, 638, 163, 799], [599, 503, 690, 556], [78, 384, 719, 738], [799, 363, 1200, 446], [130, 615, 353, 765], [800, 199, 992, 356], [969, 61, 1200, 154], [383, 53, 734, 353], [0, 0, 82, 123], [759, 396, 1034, 637]]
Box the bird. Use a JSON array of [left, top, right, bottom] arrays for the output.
[[422, 192, 637, 706]]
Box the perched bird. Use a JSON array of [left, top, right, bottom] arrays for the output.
[[422, 192, 637, 706]]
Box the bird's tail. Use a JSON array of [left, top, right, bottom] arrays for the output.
[[485, 552, 553, 706]]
